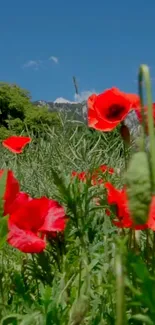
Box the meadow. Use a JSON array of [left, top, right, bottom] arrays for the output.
[[0, 65, 154, 325]]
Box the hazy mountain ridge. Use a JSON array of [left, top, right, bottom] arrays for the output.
[[34, 100, 87, 121], [34, 100, 140, 137]]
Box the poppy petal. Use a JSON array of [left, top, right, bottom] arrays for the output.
[[105, 182, 133, 228], [125, 93, 140, 108], [7, 192, 32, 215], [2, 170, 20, 216], [39, 201, 67, 232], [8, 197, 48, 231], [91, 117, 119, 132], [7, 225, 46, 253], [2, 136, 31, 154]]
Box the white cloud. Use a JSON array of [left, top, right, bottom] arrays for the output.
[[49, 56, 59, 64], [74, 90, 96, 103], [54, 97, 77, 104], [54, 91, 97, 104], [22, 60, 42, 70]]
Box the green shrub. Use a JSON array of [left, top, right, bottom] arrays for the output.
[[24, 107, 60, 134], [0, 82, 60, 139]]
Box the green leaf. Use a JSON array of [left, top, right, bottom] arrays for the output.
[[0, 170, 7, 217], [1, 314, 22, 325], [0, 215, 8, 249], [0, 169, 7, 198], [19, 312, 42, 325], [40, 284, 52, 313], [131, 314, 153, 324]]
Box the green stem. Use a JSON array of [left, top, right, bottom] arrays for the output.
[[152, 232, 155, 273], [32, 254, 40, 302], [115, 252, 126, 325], [78, 258, 82, 298], [123, 141, 127, 170], [138, 64, 155, 193], [128, 229, 132, 250]]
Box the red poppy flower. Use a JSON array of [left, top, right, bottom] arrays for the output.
[[71, 171, 87, 182], [7, 192, 32, 215], [105, 182, 148, 230], [98, 165, 114, 174], [2, 136, 31, 154], [0, 170, 20, 216], [91, 176, 104, 186], [8, 225, 46, 254], [8, 197, 67, 253], [72, 170, 103, 186], [72, 164, 114, 186], [88, 87, 140, 132], [91, 165, 114, 185]]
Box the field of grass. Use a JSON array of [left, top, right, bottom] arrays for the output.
[[0, 112, 154, 325], [0, 119, 126, 324]]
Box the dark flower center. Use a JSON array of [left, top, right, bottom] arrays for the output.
[[106, 104, 125, 120]]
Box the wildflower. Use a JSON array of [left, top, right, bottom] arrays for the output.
[[71, 171, 87, 182], [8, 192, 32, 215], [87, 87, 140, 131], [72, 164, 114, 186], [8, 197, 67, 253], [2, 136, 31, 154], [105, 182, 148, 230], [97, 164, 114, 174]]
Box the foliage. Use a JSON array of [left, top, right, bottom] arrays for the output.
[[0, 65, 155, 325], [24, 106, 60, 135], [0, 82, 60, 139], [0, 119, 125, 324]]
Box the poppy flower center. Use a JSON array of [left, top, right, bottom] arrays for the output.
[[106, 104, 125, 120]]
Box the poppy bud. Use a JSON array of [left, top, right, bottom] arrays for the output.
[[125, 151, 151, 224], [69, 295, 89, 325]]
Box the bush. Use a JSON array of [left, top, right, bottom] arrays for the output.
[[24, 107, 60, 135], [0, 82, 60, 139]]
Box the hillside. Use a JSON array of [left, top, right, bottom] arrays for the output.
[[33, 100, 87, 121], [34, 99, 140, 138]]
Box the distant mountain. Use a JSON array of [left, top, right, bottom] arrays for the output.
[[54, 97, 77, 104], [33, 99, 140, 137], [33, 100, 87, 121]]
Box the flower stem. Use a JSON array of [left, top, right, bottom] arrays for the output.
[[115, 251, 127, 325], [138, 64, 155, 194], [152, 232, 155, 273], [120, 122, 130, 170], [32, 254, 40, 302]]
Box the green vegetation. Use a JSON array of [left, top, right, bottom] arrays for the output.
[[0, 121, 127, 324], [0, 82, 60, 139], [0, 75, 154, 324]]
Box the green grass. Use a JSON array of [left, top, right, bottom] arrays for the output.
[[0, 119, 148, 325], [0, 120, 125, 197]]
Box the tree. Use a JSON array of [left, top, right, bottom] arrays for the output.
[[0, 82, 60, 139], [24, 106, 60, 134], [0, 83, 31, 127]]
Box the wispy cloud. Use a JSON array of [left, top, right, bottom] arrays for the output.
[[22, 60, 42, 70], [49, 56, 59, 64], [22, 55, 59, 70], [74, 90, 96, 103]]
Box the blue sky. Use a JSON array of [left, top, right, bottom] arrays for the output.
[[0, 0, 155, 102]]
